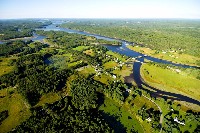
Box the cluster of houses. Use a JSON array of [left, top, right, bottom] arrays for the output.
[[166, 66, 181, 73]]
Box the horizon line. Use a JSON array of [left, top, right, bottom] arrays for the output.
[[0, 17, 200, 20]]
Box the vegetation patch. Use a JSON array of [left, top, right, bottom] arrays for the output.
[[113, 65, 132, 80], [0, 57, 16, 76], [78, 65, 96, 75], [35, 92, 61, 107], [94, 73, 114, 85], [103, 61, 118, 70], [0, 88, 31, 133], [127, 45, 200, 66], [72, 46, 90, 51], [106, 51, 126, 62], [99, 97, 143, 133], [83, 49, 95, 56], [141, 63, 200, 101]]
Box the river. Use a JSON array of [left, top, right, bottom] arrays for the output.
[[39, 22, 199, 105], [2, 20, 199, 105]]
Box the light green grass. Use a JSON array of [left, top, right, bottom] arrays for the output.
[[106, 51, 126, 62], [124, 89, 161, 133], [67, 60, 83, 68], [0, 57, 16, 76], [103, 61, 118, 69], [34, 92, 61, 107], [39, 47, 56, 53], [93, 74, 113, 85], [63, 53, 74, 62], [28, 43, 35, 48], [0, 88, 31, 133], [73, 46, 90, 51], [99, 96, 143, 133], [113, 65, 133, 81], [141, 63, 200, 101], [79, 65, 96, 75], [83, 49, 95, 56]]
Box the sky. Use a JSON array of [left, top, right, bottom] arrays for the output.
[[0, 0, 200, 19]]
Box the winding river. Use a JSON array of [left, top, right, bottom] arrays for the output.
[[40, 23, 200, 105], [2, 20, 199, 105]]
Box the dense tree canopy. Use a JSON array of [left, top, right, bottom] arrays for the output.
[[61, 19, 200, 57]]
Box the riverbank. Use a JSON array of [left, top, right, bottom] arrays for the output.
[[140, 62, 200, 109], [127, 45, 200, 67], [0, 36, 33, 42]]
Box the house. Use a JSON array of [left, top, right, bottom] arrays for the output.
[[175, 69, 181, 73], [112, 75, 116, 79], [126, 89, 131, 93], [174, 117, 185, 125], [146, 117, 151, 122]]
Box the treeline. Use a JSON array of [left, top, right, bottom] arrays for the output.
[[0, 110, 8, 125], [0, 40, 48, 56], [0, 54, 71, 106], [11, 97, 113, 133], [61, 19, 200, 57], [0, 20, 51, 40], [36, 30, 121, 47]]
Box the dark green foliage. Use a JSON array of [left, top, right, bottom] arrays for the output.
[[0, 54, 71, 106], [0, 20, 51, 40], [0, 110, 8, 124], [11, 97, 113, 133], [0, 41, 26, 56], [70, 75, 98, 110], [138, 104, 160, 130], [61, 19, 200, 57], [0, 40, 48, 56], [104, 81, 127, 102]]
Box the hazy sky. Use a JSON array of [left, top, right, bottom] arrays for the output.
[[0, 0, 200, 19]]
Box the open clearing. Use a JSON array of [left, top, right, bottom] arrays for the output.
[[141, 63, 200, 101], [0, 57, 16, 76], [99, 96, 143, 133], [0, 88, 31, 133]]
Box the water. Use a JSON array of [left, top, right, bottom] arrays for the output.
[[0, 41, 4, 44], [32, 33, 46, 41], [32, 22, 200, 105], [40, 24, 198, 68]]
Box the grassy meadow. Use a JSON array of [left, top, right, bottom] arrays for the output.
[[0, 88, 31, 133], [127, 45, 200, 67], [141, 63, 200, 101]]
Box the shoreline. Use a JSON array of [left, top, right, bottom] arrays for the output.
[[0, 36, 34, 42], [127, 45, 200, 68]]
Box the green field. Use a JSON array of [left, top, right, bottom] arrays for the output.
[[35, 92, 61, 107], [93, 73, 114, 85], [141, 63, 200, 101], [106, 51, 126, 62], [99, 96, 144, 133], [0, 88, 31, 133], [72, 46, 90, 51], [0, 57, 16, 76], [67, 60, 83, 68], [83, 49, 95, 56], [103, 61, 118, 69], [78, 65, 96, 75], [113, 65, 133, 81], [127, 45, 200, 66]]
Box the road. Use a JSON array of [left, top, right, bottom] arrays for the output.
[[142, 94, 163, 133]]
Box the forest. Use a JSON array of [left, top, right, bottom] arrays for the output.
[[61, 19, 200, 58], [0, 20, 199, 133], [0, 20, 51, 40]]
